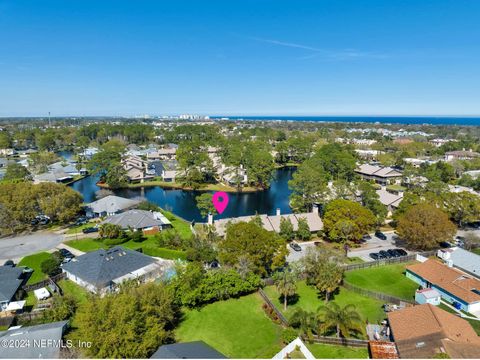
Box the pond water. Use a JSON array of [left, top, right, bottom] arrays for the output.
[[69, 167, 296, 222]]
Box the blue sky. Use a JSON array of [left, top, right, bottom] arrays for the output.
[[1, 0, 480, 116]]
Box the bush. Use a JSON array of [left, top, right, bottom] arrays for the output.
[[281, 328, 299, 344], [131, 230, 146, 243], [104, 237, 129, 246], [41, 258, 61, 277]]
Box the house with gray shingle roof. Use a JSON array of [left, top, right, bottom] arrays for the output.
[[102, 209, 171, 234], [150, 341, 227, 359], [355, 164, 402, 185], [0, 266, 24, 311], [62, 246, 171, 294], [86, 195, 142, 217], [0, 321, 68, 359]]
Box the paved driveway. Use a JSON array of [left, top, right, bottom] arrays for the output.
[[0, 232, 64, 263]]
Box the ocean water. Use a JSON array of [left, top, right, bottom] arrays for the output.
[[216, 116, 480, 126]]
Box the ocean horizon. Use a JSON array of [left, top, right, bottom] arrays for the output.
[[215, 116, 480, 126]]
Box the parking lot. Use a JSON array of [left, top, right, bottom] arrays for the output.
[[286, 231, 414, 263]]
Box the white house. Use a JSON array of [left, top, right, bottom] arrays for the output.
[[415, 288, 441, 306]]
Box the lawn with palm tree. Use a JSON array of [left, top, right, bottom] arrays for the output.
[[264, 281, 385, 325], [306, 343, 369, 358]]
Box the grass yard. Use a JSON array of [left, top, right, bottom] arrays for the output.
[[57, 279, 90, 304], [66, 223, 95, 235], [176, 293, 283, 358], [264, 281, 385, 326], [159, 209, 192, 240], [344, 263, 418, 300], [306, 343, 369, 358], [472, 248, 480, 255], [65, 238, 108, 252], [18, 252, 55, 284]]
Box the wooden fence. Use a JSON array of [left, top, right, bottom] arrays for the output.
[[306, 335, 369, 348], [342, 281, 414, 305], [258, 288, 289, 327], [22, 273, 66, 292]]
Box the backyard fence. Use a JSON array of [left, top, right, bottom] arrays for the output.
[[342, 281, 414, 305], [306, 335, 369, 348], [343, 250, 437, 271], [22, 273, 66, 292], [258, 288, 289, 327]]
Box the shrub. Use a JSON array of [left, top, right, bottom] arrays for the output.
[[281, 328, 298, 344], [41, 258, 61, 277]]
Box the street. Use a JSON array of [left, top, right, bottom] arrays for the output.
[[0, 231, 65, 263]]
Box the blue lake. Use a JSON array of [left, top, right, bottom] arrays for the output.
[[70, 167, 296, 222]]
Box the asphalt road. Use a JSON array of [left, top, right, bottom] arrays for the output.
[[0, 232, 64, 263]]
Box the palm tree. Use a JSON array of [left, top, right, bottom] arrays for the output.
[[318, 302, 363, 338], [289, 309, 317, 341], [274, 269, 298, 311]]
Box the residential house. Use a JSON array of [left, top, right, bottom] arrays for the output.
[[463, 169, 480, 179], [437, 247, 480, 279], [355, 149, 384, 160], [355, 164, 403, 185], [147, 144, 178, 160], [376, 189, 403, 217], [102, 209, 172, 235], [0, 266, 24, 311], [415, 288, 441, 306], [122, 155, 153, 183], [0, 321, 68, 358], [150, 341, 227, 359], [147, 160, 180, 182], [387, 304, 480, 359], [448, 184, 480, 196], [0, 148, 15, 156], [406, 259, 480, 314], [85, 195, 142, 217], [79, 147, 99, 160], [445, 149, 480, 162], [368, 341, 399, 359], [214, 208, 323, 237], [33, 161, 84, 184], [430, 138, 454, 148], [62, 246, 172, 294]]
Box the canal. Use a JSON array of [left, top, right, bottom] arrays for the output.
[[70, 167, 296, 222]]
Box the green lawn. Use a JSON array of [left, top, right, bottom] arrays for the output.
[[57, 279, 90, 304], [264, 281, 385, 326], [18, 252, 55, 284], [159, 209, 192, 240], [306, 343, 369, 358], [472, 248, 480, 255], [65, 236, 187, 260], [176, 293, 283, 358], [66, 223, 94, 234], [344, 263, 418, 300]]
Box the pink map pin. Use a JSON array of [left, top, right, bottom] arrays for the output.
[[212, 192, 229, 214]]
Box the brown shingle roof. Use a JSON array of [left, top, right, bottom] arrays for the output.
[[369, 341, 399, 359], [407, 259, 480, 304], [388, 304, 480, 358]]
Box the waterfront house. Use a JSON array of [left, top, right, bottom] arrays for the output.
[[0, 321, 68, 358], [62, 246, 171, 294], [0, 266, 24, 312], [102, 209, 171, 235], [387, 304, 480, 359], [122, 155, 154, 183], [147, 144, 177, 160], [85, 195, 142, 217], [147, 160, 180, 182], [214, 208, 323, 237], [355, 164, 402, 185], [406, 259, 480, 314]]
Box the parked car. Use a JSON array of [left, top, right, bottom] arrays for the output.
[[393, 248, 408, 256], [82, 227, 98, 234], [369, 253, 380, 260], [30, 218, 39, 225], [58, 248, 74, 259], [378, 250, 390, 258], [75, 217, 88, 225], [387, 249, 399, 258], [3, 260, 15, 267], [289, 242, 302, 252], [439, 241, 452, 248], [362, 234, 372, 241], [375, 230, 387, 240]]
